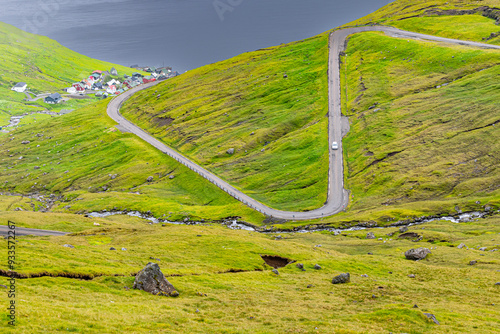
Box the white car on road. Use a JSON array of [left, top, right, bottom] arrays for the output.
[[332, 141, 339, 150]]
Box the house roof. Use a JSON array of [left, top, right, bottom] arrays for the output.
[[47, 93, 62, 100], [14, 82, 27, 88]]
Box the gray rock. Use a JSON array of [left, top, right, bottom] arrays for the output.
[[0, 284, 7, 288], [121, 248, 127, 251], [360, 274, 368, 277], [424, 313, 440, 325], [408, 274, 416, 278], [110, 67, 118, 76], [495, 282, 500, 286], [399, 226, 408, 233], [366, 232, 376, 239], [479, 247, 487, 251], [405, 247, 431, 261], [63, 244, 74, 249], [457, 243, 466, 249], [169, 175, 175, 179], [378, 238, 383, 241], [21, 140, 30, 144], [226, 148, 235, 155], [147, 176, 154, 182], [296, 263, 304, 270], [272, 269, 279, 275], [109, 247, 116, 251], [314, 264, 322, 270], [469, 260, 477, 266], [332, 273, 350, 284], [133, 263, 179, 297], [34, 166, 40, 169], [283, 73, 288, 78]]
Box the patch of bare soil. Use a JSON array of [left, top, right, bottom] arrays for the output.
[[260, 255, 294, 268]]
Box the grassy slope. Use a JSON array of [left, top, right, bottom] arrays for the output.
[[347, 0, 500, 45], [0, 213, 498, 333], [0, 102, 263, 224], [335, 32, 500, 221], [0, 22, 139, 126], [120, 35, 330, 212], [0, 1, 499, 332]]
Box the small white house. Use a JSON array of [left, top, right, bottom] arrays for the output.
[[65, 87, 77, 94], [107, 79, 120, 86], [106, 85, 117, 94], [11, 82, 27, 93]]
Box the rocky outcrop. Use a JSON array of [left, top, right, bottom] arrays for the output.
[[133, 263, 179, 297], [423, 6, 500, 24], [405, 247, 431, 260], [332, 273, 350, 284]]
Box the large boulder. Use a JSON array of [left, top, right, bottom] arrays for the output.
[[366, 232, 375, 239], [133, 263, 179, 297], [405, 247, 431, 261], [332, 273, 350, 284]]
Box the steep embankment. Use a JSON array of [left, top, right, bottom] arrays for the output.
[[120, 35, 330, 212], [327, 30, 500, 226]]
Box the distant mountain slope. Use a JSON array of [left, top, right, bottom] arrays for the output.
[[349, 0, 500, 44], [0, 22, 137, 125]]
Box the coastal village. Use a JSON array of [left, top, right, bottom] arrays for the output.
[[11, 65, 180, 104]]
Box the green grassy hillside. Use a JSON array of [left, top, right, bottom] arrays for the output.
[[335, 32, 500, 222], [0, 102, 262, 224], [1, 211, 499, 333], [0, 22, 138, 126], [120, 34, 330, 212], [1, 1, 500, 332], [348, 0, 500, 44]]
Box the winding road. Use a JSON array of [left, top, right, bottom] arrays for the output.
[[107, 26, 500, 221], [0, 225, 68, 237]]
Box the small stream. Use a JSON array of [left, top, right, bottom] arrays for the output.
[[85, 210, 494, 234], [2, 110, 74, 129]]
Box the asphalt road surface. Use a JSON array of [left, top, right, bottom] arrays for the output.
[[0, 225, 68, 237], [107, 26, 500, 221]]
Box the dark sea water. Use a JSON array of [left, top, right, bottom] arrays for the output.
[[0, 0, 392, 72]]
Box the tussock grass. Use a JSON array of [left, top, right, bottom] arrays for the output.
[[0, 213, 498, 333]]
